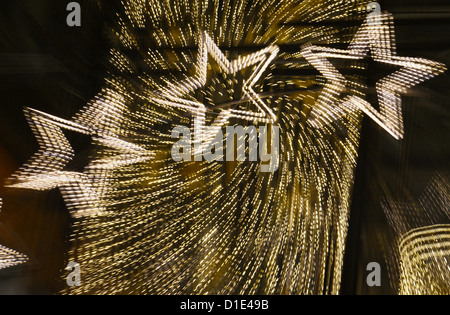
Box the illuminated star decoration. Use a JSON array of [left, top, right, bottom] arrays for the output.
[[300, 5, 446, 140], [152, 31, 279, 154], [6, 89, 155, 219], [0, 199, 28, 270]]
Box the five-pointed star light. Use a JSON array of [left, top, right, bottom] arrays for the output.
[[300, 11, 446, 140], [151, 31, 279, 151], [6, 91, 155, 219]]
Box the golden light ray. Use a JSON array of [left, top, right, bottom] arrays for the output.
[[60, 0, 366, 295]]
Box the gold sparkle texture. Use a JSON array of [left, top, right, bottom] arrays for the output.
[[7, 0, 446, 295]]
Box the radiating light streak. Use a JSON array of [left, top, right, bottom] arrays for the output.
[[60, 0, 366, 295]]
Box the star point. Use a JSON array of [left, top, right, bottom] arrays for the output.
[[0, 201, 28, 271]]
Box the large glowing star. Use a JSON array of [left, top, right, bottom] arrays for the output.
[[6, 91, 154, 219], [151, 31, 279, 153], [300, 10, 446, 140]]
